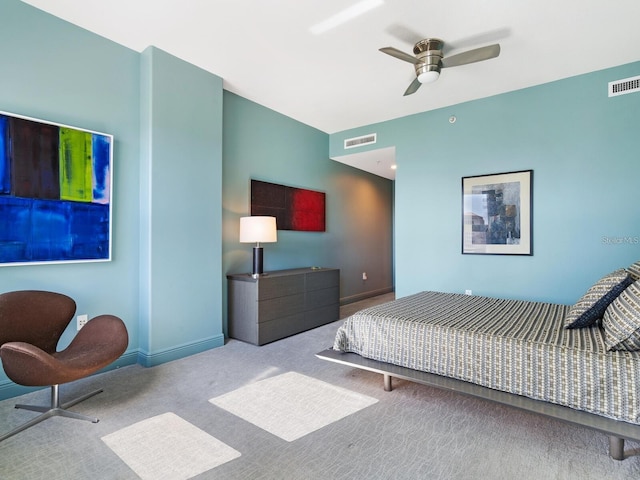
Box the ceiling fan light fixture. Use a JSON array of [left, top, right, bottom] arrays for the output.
[[418, 70, 440, 83]]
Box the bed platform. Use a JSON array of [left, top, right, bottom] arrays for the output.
[[316, 347, 640, 460], [317, 278, 640, 460]]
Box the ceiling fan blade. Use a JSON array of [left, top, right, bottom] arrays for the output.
[[385, 24, 424, 46], [445, 28, 510, 52], [441, 44, 500, 68], [379, 47, 419, 65], [403, 78, 422, 96]]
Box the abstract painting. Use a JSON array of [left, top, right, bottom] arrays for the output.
[[251, 180, 325, 232], [462, 170, 532, 255], [0, 111, 113, 265]]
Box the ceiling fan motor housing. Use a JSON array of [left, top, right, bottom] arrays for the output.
[[413, 38, 444, 78]]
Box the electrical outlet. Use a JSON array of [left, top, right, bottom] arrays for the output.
[[77, 314, 88, 330], [362, 272, 368, 280], [465, 289, 472, 296]]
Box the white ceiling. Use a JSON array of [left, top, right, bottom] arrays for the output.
[[21, 0, 640, 180]]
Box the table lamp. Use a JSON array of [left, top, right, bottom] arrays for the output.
[[239, 216, 277, 277]]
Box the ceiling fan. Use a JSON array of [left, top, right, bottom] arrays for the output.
[[379, 38, 501, 96]]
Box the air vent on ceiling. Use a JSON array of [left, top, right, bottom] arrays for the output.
[[608, 75, 640, 97], [344, 133, 377, 149]]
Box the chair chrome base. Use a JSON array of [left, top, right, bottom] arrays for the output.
[[0, 384, 103, 442]]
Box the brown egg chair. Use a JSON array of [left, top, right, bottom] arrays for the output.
[[0, 290, 128, 442]]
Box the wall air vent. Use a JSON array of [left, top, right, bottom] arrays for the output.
[[608, 75, 640, 97], [344, 133, 377, 149]]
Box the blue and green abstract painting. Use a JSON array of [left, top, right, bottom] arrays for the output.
[[0, 112, 112, 265]]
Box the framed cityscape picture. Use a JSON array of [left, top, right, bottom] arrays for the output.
[[0, 111, 113, 266], [462, 170, 533, 255]]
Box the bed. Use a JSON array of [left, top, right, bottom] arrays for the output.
[[317, 262, 640, 460]]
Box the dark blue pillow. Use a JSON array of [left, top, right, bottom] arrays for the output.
[[567, 275, 634, 329]]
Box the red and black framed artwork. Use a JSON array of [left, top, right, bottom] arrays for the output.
[[251, 179, 325, 232]]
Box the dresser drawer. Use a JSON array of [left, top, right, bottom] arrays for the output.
[[258, 313, 306, 345], [306, 286, 340, 310], [258, 293, 305, 323], [304, 303, 340, 330], [306, 269, 339, 291], [258, 274, 304, 300]]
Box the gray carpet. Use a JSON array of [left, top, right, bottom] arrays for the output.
[[1, 293, 640, 479]]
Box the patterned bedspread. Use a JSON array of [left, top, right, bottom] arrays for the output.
[[333, 291, 640, 424]]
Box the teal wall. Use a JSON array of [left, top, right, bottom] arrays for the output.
[[0, 1, 227, 397], [222, 93, 394, 334], [0, 0, 393, 398], [331, 62, 640, 304], [138, 47, 224, 366], [0, 0, 141, 398]]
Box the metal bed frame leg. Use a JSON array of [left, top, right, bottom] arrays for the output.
[[383, 374, 392, 392], [609, 436, 624, 460]]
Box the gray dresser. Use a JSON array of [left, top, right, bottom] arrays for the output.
[[227, 267, 340, 345]]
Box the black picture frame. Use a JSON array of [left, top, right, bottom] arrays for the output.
[[462, 170, 533, 255]]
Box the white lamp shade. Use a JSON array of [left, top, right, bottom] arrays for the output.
[[239, 216, 277, 243]]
